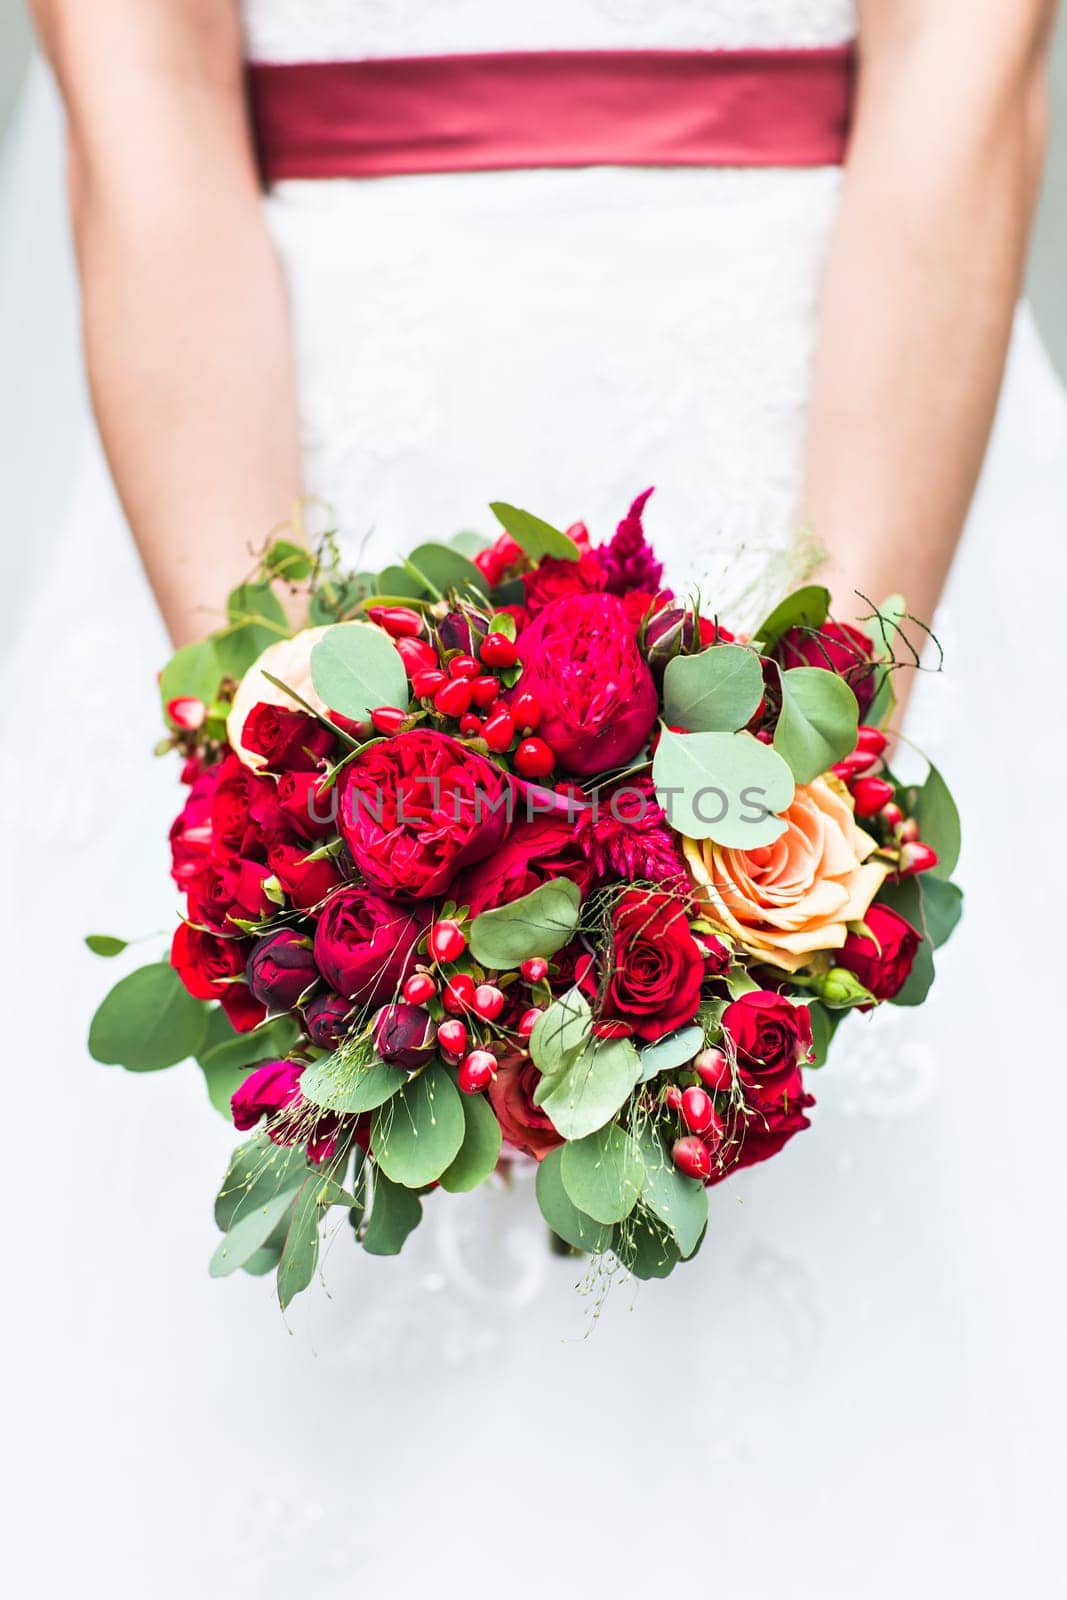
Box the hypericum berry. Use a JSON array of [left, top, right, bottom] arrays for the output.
[[472, 983, 506, 1022], [443, 974, 477, 1014], [482, 709, 515, 753], [898, 818, 920, 844], [880, 801, 904, 829], [672, 1136, 713, 1181], [520, 957, 549, 983], [437, 1018, 469, 1056], [851, 776, 895, 818], [457, 1050, 497, 1094], [429, 920, 467, 964], [458, 712, 483, 737], [694, 1047, 732, 1093], [370, 706, 407, 736], [681, 1086, 719, 1137], [664, 1085, 684, 1112], [434, 678, 473, 718], [856, 725, 888, 756], [367, 605, 424, 638], [898, 840, 939, 877], [517, 1007, 542, 1038], [411, 668, 448, 699], [513, 737, 555, 779], [832, 752, 878, 781], [470, 675, 500, 708], [394, 636, 438, 677], [479, 632, 519, 669], [510, 691, 542, 732], [402, 972, 437, 1005], [448, 654, 480, 680], [166, 696, 206, 732]]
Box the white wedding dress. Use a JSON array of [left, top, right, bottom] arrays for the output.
[[2, 3, 1066, 1596]]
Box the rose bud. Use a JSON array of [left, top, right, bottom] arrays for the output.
[[438, 610, 489, 657], [304, 990, 354, 1049], [836, 905, 921, 1003], [643, 607, 701, 678], [246, 929, 319, 1010], [813, 966, 876, 1008], [372, 1002, 437, 1071]]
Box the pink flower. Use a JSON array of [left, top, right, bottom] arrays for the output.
[[231, 1059, 340, 1165], [596, 488, 664, 597]]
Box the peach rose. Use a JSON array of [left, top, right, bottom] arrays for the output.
[[226, 627, 332, 770], [682, 776, 887, 973]]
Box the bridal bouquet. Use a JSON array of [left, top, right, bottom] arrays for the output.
[[88, 494, 961, 1303]]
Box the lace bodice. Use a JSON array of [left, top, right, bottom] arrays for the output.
[[242, 0, 858, 62]]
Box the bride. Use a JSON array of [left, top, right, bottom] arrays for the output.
[[4, 1, 1065, 1594]]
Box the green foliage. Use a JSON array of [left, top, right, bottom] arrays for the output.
[[209, 1187, 301, 1279], [534, 1147, 614, 1254], [196, 1013, 298, 1117], [219, 581, 290, 678], [890, 937, 935, 1007], [773, 666, 859, 785], [309, 621, 409, 722], [614, 1209, 683, 1280], [560, 1124, 644, 1225], [371, 1065, 466, 1188], [489, 502, 580, 563], [276, 1175, 329, 1309], [85, 934, 128, 958], [468, 879, 581, 969], [402, 542, 486, 599], [88, 961, 208, 1071], [634, 1124, 708, 1257], [878, 875, 963, 952], [362, 1169, 423, 1256], [531, 991, 642, 1141], [637, 1025, 706, 1082], [301, 1049, 405, 1115], [913, 762, 961, 881], [158, 639, 223, 709], [652, 727, 794, 848], [439, 1091, 503, 1193], [214, 1136, 309, 1231], [805, 999, 842, 1068], [661, 645, 764, 733], [753, 585, 831, 650], [263, 540, 314, 582]]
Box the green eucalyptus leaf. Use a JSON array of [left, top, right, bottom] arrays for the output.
[[773, 666, 860, 785], [662, 645, 764, 733], [534, 1031, 642, 1142], [535, 1147, 614, 1254], [754, 585, 831, 650], [218, 582, 290, 678], [529, 988, 592, 1077], [913, 762, 961, 881], [468, 879, 581, 969], [371, 1064, 465, 1188], [439, 1091, 503, 1193], [374, 565, 428, 600], [277, 1177, 323, 1309], [451, 530, 491, 556], [489, 502, 579, 564], [652, 727, 794, 848], [890, 936, 935, 1007], [635, 1124, 708, 1257], [614, 1208, 683, 1280], [301, 1050, 405, 1115], [158, 639, 223, 710], [637, 1025, 706, 1082], [214, 1136, 310, 1232], [362, 1169, 423, 1256], [85, 934, 128, 958], [405, 542, 486, 599], [241, 1244, 284, 1277], [209, 1187, 300, 1279], [805, 999, 842, 1068], [263, 539, 313, 582], [88, 962, 208, 1071], [310, 621, 409, 722], [559, 1124, 644, 1225], [197, 1014, 298, 1118]]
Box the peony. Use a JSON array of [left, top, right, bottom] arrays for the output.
[[452, 813, 595, 917], [835, 904, 920, 1001], [683, 776, 887, 973], [488, 1051, 564, 1161], [227, 627, 333, 770], [338, 730, 513, 899], [313, 885, 428, 1004], [517, 592, 659, 777], [604, 889, 705, 1042]]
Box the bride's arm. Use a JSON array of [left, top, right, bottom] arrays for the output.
[[803, 0, 1058, 635], [30, 0, 300, 646]]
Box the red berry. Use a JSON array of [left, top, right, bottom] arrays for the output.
[[367, 605, 424, 638], [443, 974, 477, 1014], [880, 801, 904, 829], [429, 920, 467, 964], [482, 709, 515, 753], [457, 1050, 497, 1094], [394, 636, 437, 677], [166, 696, 206, 732], [681, 1086, 719, 1137], [479, 632, 518, 669], [517, 1007, 542, 1038], [593, 1020, 634, 1040], [664, 1085, 684, 1112], [513, 737, 555, 779], [510, 691, 542, 732], [833, 751, 878, 780], [370, 706, 407, 736], [472, 983, 506, 1022], [898, 840, 939, 877], [520, 958, 549, 983], [470, 675, 500, 708], [437, 1018, 469, 1056], [856, 725, 888, 757], [402, 972, 436, 1005], [448, 654, 480, 680], [434, 678, 473, 718], [672, 1136, 712, 1181], [898, 818, 920, 844], [412, 668, 448, 699], [851, 776, 895, 818], [458, 713, 483, 737], [694, 1047, 732, 1093]]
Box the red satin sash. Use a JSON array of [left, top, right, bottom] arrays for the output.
[[248, 48, 855, 181]]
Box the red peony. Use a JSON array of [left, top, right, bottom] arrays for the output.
[[169, 763, 223, 887], [267, 841, 343, 910], [776, 621, 878, 718], [186, 857, 275, 932], [338, 730, 513, 899], [517, 592, 659, 777], [604, 890, 705, 1042], [522, 549, 606, 615], [313, 885, 428, 1004], [170, 922, 264, 1031], [835, 904, 920, 1001], [488, 1051, 564, 1160], [210, 754, 276, 862]]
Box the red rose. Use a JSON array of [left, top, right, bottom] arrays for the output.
[[517, 593, 659, 777], [274, 770, 337, 841], [452, 813, 595, 917], [604, 890, 704, 1042], [313, 885, 429, 1004], [835, 904, 920, 1001], [721, 991, 813, 1111], [522, 550, 606, 615], [488, 1051, 563, 1160], [170, 922, 265, 1032], [169, 764, 223, 887], [210, 754, 276, 862], [186, 857, 275, 931], [776, 621, 877, 718], [231, 1059, 341, 1165], [338, 730, 513, 899], [239, 702, 336, 773], [710, 1095, 816, 1184], [267, 841, 343, 910]]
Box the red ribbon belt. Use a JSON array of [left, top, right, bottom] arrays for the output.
[[248, 48, 855, 181]]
